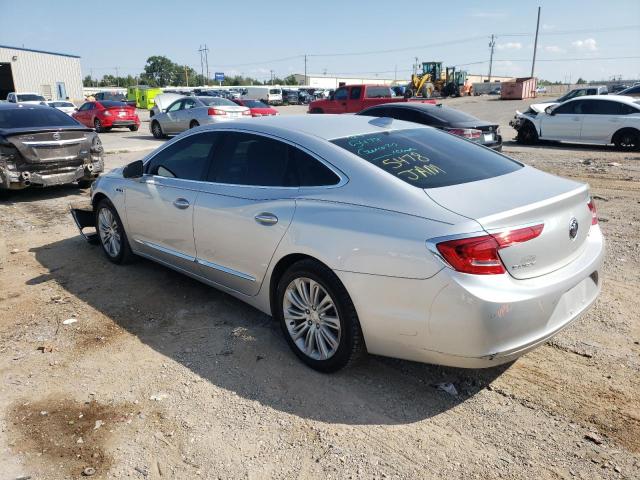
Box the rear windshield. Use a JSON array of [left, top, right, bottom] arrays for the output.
[[17, 94, 45, 102], [49, 102, 75, 108], [331, 128, 522, 189], [101, 93, 126, 101], [0, 106, 81, 129], [198, 97, 237, 107], [100, 100, 128, 108], [243, 100, 269, 108], [420, 106, 480, 123]]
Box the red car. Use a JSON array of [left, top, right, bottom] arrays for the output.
[[73, 100, 140, 133], [232, 99, 279, 117]]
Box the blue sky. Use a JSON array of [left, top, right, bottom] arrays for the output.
[[1, 0, 639, 82]]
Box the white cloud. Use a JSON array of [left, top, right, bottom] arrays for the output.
[[496, 42, 522, 50], [543, 45, 566, 54], [571, 38, 597, 51]]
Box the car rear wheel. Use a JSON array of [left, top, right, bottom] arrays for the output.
[[95, 199, 134, 264], [276, 259, 365, 372], [94, 118, 104, 133], [151, 121, 165, 139], [517, 121, 539, 145], [189, 120, 199, 129], [613, 129, 640, 151], [129, 125, 139, 132]]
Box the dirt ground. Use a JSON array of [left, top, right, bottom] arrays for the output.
[[1, 96, 639, 479]]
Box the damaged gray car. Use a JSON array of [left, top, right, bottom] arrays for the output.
[[0, 103, 104, 192]]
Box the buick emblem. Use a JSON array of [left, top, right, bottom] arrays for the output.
[[569, 217, 579, 240], [52, 132, 61, 141]]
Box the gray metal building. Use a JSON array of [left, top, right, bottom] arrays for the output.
[[0, 45, 83, 102]]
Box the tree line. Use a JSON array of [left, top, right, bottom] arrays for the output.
[[84, 55, 300, 88]]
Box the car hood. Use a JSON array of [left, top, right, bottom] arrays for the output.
[[529, 102, 558, 113]]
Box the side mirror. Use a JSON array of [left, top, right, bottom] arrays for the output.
[[123, 160, 143, 179]]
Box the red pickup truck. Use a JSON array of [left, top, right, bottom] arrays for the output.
[[308, 84, 436, 114]]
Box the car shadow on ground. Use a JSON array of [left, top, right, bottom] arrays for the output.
[[0, 183, 86, 205], [31, 235, 511, 426], [502, 139, 628, 153]]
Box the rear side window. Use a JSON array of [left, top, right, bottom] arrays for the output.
[[146, 132, 217, 180], [208, 132, 339, 187], [365, 87, 392, 98], [331, 128, 521, 189]]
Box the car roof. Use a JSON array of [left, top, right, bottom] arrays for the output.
[[197, 113, 425, 141], [565, 94, 638, 104], [0, 102, 50, 110]]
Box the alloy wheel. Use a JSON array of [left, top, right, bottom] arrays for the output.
[[97, 207, 121, 258], [283, 277, 341, 361]]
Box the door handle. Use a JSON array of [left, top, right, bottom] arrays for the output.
[[173, 198, 190, 209], [254, 213, 278, 225]]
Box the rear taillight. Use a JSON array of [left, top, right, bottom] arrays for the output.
[[207, 108, 227, 116], [435, 224, 544, 275], [587, 199, 598, 225], [445, 128, 482, 139], [102, 110, 112, 116]]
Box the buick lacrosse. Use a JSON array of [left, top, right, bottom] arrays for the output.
[[72, 115, 604, 372]]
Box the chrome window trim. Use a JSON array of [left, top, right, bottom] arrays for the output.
[[196, 258, 256, 282], [142, 128, 349, 191]]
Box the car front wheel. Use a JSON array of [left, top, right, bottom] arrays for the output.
[[276, 259, 365, 372], [95, 199, 134, 264]]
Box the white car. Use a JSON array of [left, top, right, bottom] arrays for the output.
[[512, 95, 640, 150], [526, 86, 610, 114], [71, 115, 604, 372], [6, 92, 46, 105], [45, 100, 77, 115]]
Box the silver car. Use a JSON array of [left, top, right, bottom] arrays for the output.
[[150, 96, 250, 138], [71, 115, 604, 372]]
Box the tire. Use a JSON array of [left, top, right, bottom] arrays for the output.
[[275, 259, 365, 372], [129, 125, 139, 132], [308, 108, 323, 114], [404, 89, 414, 99], [421, 83, 434, 98], [95, 198, 134, 265], [516, 121, 539, 145], [613, 129, 640, 151], [189, 120, 199, 129], [77, 179, 93, 189], [151, 121, 165, 139], [94, 118, 104, 133]]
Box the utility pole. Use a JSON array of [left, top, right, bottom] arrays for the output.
[[304, 54, 307, 86], [184, 66, 189, 87], [115, 67, 119, 87], [414, 57, 419, 76], [531, 6, 541, 78], [204, 44, 210, 85], [198, 45, 205, 85], [488, 35, 495, 82], [270, 70, 274, 85]]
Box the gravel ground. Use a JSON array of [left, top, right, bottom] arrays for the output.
[[1, 96, 639, 479]]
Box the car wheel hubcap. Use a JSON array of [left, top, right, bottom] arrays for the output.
[[153, 124, 160, 136], [283, 277, 341, 361], [98, 208, 121, 257]]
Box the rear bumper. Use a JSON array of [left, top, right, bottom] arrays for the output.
[[102, 119, 139, 128], [70, 201, 99, 243], [336, 226, 604, 368], [0, 156, 104, 190]]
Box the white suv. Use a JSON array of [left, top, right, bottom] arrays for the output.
[[6, 92, 46, 105]]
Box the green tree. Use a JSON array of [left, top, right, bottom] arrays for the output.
[[142, 56, 176, 87], [576, 77, 587, 84], [83, 75, 94, 87]]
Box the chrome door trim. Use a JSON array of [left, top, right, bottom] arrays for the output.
[[134, 239, 196, 262], [196, 258, 256, 282], [22, 138, 84, 146]]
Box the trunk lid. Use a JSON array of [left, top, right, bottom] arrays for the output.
[[426, 167, 592, 279], [6, 129, 92, 165]]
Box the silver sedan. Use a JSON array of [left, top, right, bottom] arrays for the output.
[[72, 115, 604, 372], [150, 96, 250, 138]]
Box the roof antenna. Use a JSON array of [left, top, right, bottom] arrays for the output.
[[368, 117, 394, 128]]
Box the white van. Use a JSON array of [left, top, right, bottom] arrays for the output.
[[243, 86, 282, 105]]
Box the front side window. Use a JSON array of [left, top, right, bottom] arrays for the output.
[[78, 103, 91, 111], [17, 94, 46, 102], [331, 128, 521, 189], [553, 100, 583, 115], [146, 132, 217, 180], [167, 100, 183, 112]]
